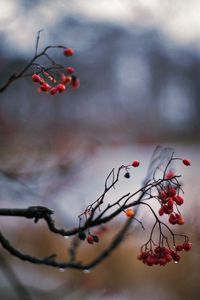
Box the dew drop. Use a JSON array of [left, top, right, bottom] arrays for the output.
[[59, 268, 65, 272], [174, 261, 179, 264], [83, 269, 91, 274], [64, 236, 69, 239]]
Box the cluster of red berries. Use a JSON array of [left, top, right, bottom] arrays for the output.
[[158, 186, 185, 225], [157, 157, 191, 226], [138, 243, 192, 266], [31, 48, 80, 95], [176, 241, 192, 252]]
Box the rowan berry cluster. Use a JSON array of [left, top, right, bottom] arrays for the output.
[[138, 242, 192, 266], [31, 47, 80, 96], [158, 186, 185, 225], [137, 156, 192, 267], [157, 159, 190, 226]]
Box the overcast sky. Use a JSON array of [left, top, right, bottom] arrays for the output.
[[1, 0, 200, 54]]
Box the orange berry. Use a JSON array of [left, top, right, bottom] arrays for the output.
[[125, 208, 135, 218], [177, 215, 185, 225]]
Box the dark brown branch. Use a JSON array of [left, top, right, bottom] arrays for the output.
[[0, 215, 133, 270]]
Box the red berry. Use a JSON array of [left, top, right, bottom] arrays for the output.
[[167, 197, 174, 209], [32, 74, 41, 83], [177, 215, 185, 225], [182, 159, 191, 166], [171, 251, 181, 262], [169, 213, 177, 225], [159, 191, 168, 200], [159, 258, 167, 266], [50, 87, 58, 95], [56, 84, 66, 93], [165, 171, 175, 180], [165, 253, 173, 262], [87, 235, 94, 244], [146, 255, 154, 266], [168, 187, 176, 197], [61, 74, 72, 85], [139, 251, 148, 260], [158, 207, 164, 216], [40, 83, 50, 92], [71, 78, 80, 90], [64, 48, 74, 56], [163, 205, 172, 214], [66, 67, 75, 74], [173, 195, 184, 205], [132, 160, 140, 167], [176, 244, 183, 252], [183, 242, 192, 251]]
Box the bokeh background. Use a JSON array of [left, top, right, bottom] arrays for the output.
[[0, 0, 200, 299]]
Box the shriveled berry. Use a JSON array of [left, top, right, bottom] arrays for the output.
[[93, 235, 99, 243], [124, 172, 130, 179], [132, 160, 140, 167], [78, 231, 86, 240]]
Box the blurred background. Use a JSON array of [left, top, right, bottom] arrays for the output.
[[0, 0, 200, 299]]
